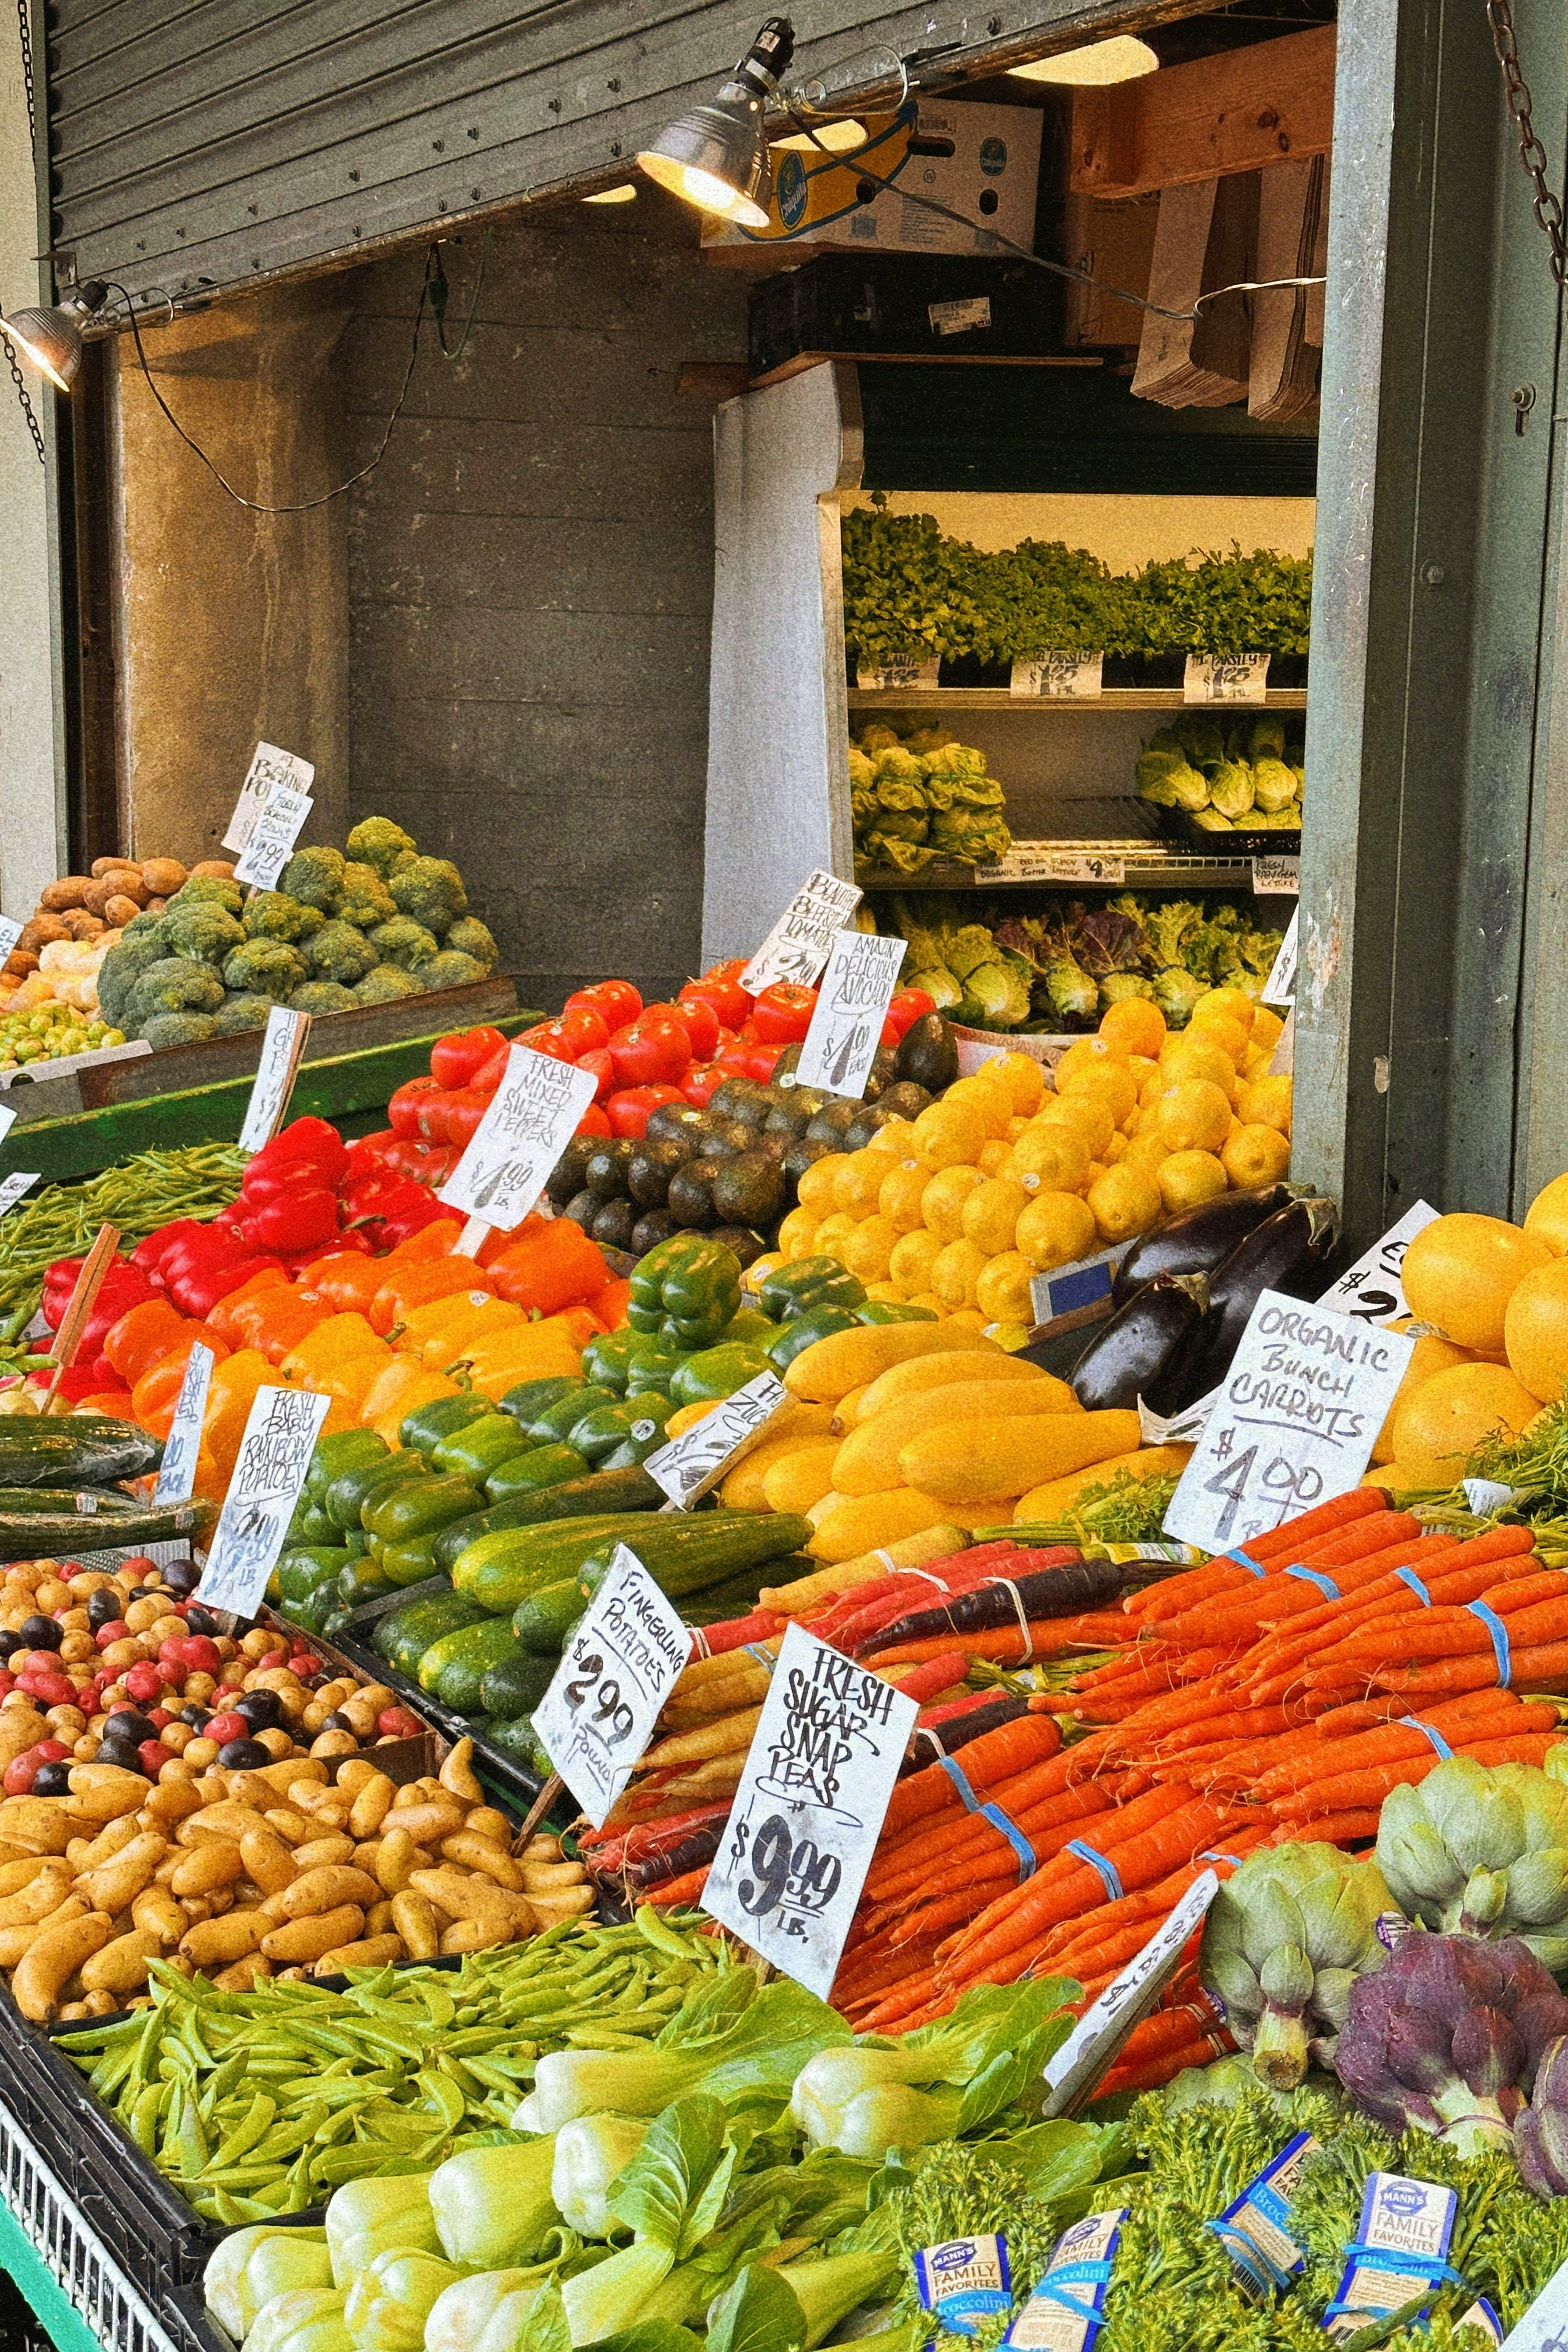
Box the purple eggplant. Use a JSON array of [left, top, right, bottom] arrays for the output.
[[1110, 1185, 1300, 1306], [1071, 1272, 1210, 1414], [1148, 1195, 1342, 1413]]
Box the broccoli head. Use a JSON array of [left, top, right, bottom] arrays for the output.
[[345, 816, 417, 879], [369, 916, 440, 972], [442, 916, 498, 974], [353, 964, 426, 1005], [289, 982, 359, 1016], [120, 909, 170, 946], [97, 935, 170, 1028], [141, 1013, 221, 1050], [214, 993, 273, 1035], [420, 949, 487, 994], [129, 958, 226, 1027], [167, 875, 243, 918], [243, 891, 327, 944], [221, 938, 307, 1002], [387, 855, 467, 934], [164, 899, 246, 965], [279, 845, 345, 913], [336, 861, 396, 930], [305, 920, 380, 987]]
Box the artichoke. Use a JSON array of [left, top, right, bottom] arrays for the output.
[[1200, 1844, 1393, 2089], [1377, 1759, 1568, 1956]]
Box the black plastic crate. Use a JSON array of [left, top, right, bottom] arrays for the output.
[[749, 252, 1064, 383]]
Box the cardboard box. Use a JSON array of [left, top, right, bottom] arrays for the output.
[[1057, 187, 1161, 348], [747, 252, 1065, 386], [703, 97, 1042, 267]]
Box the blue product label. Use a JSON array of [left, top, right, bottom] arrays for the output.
[[979, 136, 1008, 176], [1210, 2131, 1316, 2300], [1323, 2172, 1458, 2343], [776, 151, 808, 229], [1005, 2210, 1127, 2350], [916, 2235, 1012, 2337]]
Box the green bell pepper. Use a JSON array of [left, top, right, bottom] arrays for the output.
[[714, 1305, 777, 1348], [497, 1374, 582, 1427], [399, 1391, 496, 1457], [623, 1335, 689, 1397], [579, 1329, 647, 1394], [855, 1300, 939, 1325], [431, 1414, 529, 1481], [759, 1255, 868, 1324], [277, 1547, 349, 1606], [324, 1449, 426, 1533], [669, 1342, 771, 1407], [764, 1302, 862, 1371], [626, 1231, 742, 1348], [305, 1427, 387, 1504], [568, 1394, 677, 1464], [362, 1472, 487, 1544], [529, 1384, 612, 1442], [484, 1442, 589, 1501]]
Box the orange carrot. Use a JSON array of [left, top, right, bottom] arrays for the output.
[[865, 1781, 1113, 1904], [639, 1866, 710, 1907], [878, 1713, 1061, 1839], [1130, 1491, 1385, 1624], [1267, 1809, 1382, 1845]]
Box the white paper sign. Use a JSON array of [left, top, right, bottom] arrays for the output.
[[855, 659, 941, 692], [1184, 653, 1271, 703], [438, 1045, 598, 1229], [794, 930, 906, 1098], [198, 1385, 332, 1619], [1009, 654, 1103, 699], [1163, 1292, 1415, 1555], [238, 1006, 312, 1153], [704, 1620, 919, 1998], [1315, 1202, 1440, 1328], [223, 742, 316, 854], [1260, 907, 1299, 1006], [0, 1104, 16, 1147], [977, 849, 1125, 886], [153, 1342, 215, 1505], [1252, 857, 1301, 897], [1500, 2251, 1568, 2348], [233, 783, 313, 891], [741, 871, 864, 995], [1137, 1383, 1221, 1447], [645, 1370, 790, 1509], [533, 1545, 694, 1828], [0, 918, 22, 968], [1039, 1871, 1223, 2117], [0, 1172, 38, 1222]]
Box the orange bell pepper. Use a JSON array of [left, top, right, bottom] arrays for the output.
[[386, 1217, 465, 1262], [400, 1290, 523, 1369], [103, 1299, 188, 1388], [76, 1389, 134, 1418], [129, 1325, 233, 1440], [456, 1315, 584, 1400], [297, 1251, 387, 1315], [358, 1357, 460, 1444], [369, 1257, 490, 1336], [473, 1212, 549, 1268], [201, 1348, 273, 1475], [207, 1266, 290, 1345], [229, 1288, 332, 1366], [586, 1277, 631, 1331], [487, 1220, 607, 1316]]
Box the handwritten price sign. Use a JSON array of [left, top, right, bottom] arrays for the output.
[[439, 1047, 598, 1230], [1316, 1203, 1440, 1330], [198, 1385, 331, 1618], [533, 1546, 692, 1827], [741, 871, 863, 995], [794, 930, 906, 1100]]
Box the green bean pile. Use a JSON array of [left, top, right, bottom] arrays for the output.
[[0, 1143, 247, 1346], [58, 1911, 724, 2225]]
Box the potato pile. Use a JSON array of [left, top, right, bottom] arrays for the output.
[[0, 1737, 589, 2021], [4, 854, 235, 1007]]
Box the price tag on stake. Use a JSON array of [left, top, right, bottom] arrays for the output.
[[1185, 653, 1270, 703], [153, 1342, 215, 1505], [439, 1047, 598, 1230], [741, 871, 864, 995], [704, 1620, 918, 1998], [533, 1545, 693, 1828], [0, 1174, 39, 1222], [198, 1386, 332, 1618], [223, 742, 316, 855], [794, 929, 906, 1099], [1260, 906, 1299, 1004], [644, 1369, 790, 1509], [1315, 1202, 1440, 1328], [44, 1223, 121, 1401], [238, 1006, 313, 1153], [0, 917, 22, 969], [1162, 1290, 1415, 1554], [1499, 2250, 1568, 2348], [0, 1104, 17, 1148], [1039, 1870, 1223, 2117], [233, 782, 313, 891]]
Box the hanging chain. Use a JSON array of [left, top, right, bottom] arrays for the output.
[[1486, 0, 1567, 288], [1, 331, 46, 466], [16, 0, 33, 153]]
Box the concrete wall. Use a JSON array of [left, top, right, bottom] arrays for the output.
[[342, 195, 749, 1009], [0, 39, 64, 918]]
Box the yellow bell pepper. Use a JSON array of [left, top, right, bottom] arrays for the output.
[[281, 1313, 393, 1404], [458, 1317, 584, 1401], [358, 1357, 461, 1444], [401, 1289, 525, 1369]]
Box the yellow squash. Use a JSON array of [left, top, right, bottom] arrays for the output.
[[1012, 1443, 1193, 1521], [784, 1321, 1003, 1405], [851, 1350, 1065, 1424], [833, 1379, 1112, 1498], [899, 1408, 1144, 1505]]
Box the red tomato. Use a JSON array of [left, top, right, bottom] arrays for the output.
[[445, 1087, 491, 1148], [516, 1021, 579, 1064], [386, 1075, 443, 1138], [574, 1103, 612, 1138], [751, 983, 818, 1042], [607, 1011, 692, 1087], [679, 964, 751, 1031], [430, 1025, 509, 1090], [605, 1084, 687, 1139], [566, 979, 642, 1032], [661, 996, 720, 1062], [577, 1047, 616, 1102], [681, 1063, 723, 1108], [879, 1015, 900, 1047], [886, 987, 938, 1039], [415, 1089, 458, 1144], [743, 1044, 786, 1082]]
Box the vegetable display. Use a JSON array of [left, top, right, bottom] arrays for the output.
[[849, 724, 1011, 878], [1137, 710, 1305, 836]]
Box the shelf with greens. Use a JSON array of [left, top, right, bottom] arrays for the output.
[[847, 685, 1308, 711]]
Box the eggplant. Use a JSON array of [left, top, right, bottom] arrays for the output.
[[1152, 1194, 1343, 1412], [1110, 1185, 1299, 1307], [1071, 1272, 1211, 1413]]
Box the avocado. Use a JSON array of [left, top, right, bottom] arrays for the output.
[[896, 1011, 960, 1093], [862, 1044, 899, 1101], [878, 1079, 933, 1121], [628, 1137, 687, 1206], [667, 1157, 721, 1227], [561, 1187, 599, 1231], [844, 1103, 895, 1152], [645, 1101, 710, 1150], [805, 1101, 857, 1145], [546, 1133, 598, 1206], [590, 1196, 637, 1251], [709, 1077, 772, 1125], [708, 1224, 766, 1268], [713, 1149, 786, 1229], [631, 1207, 677, 1255], [783, 1135, 832, 1185], [585, 1139, 635, 1198]]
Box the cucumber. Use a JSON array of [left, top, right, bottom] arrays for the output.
[[479, 1650, 557, 1718], [375, 1589, 489, 1679], [0, 1418, 162, 1488], [0, 1489, 214, 1562], [510, 1578, 588, 1655], [429, 1466, 666, 1576], [484, 1444, 588, 1504], [679, 1557, 802, 1624], [455, 1509, 813, 1615], [481, 1715, 547, 1771], [337, 1559, 400, 1609], [421, 1616, 522, 1711]]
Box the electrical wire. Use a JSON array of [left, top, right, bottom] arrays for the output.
[[431, 227, 491, 360]]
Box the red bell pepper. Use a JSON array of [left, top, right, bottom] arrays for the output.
[[429, 1024, 509, 1089], [681, 1063, 724, 1109], [750, 983, 817, 1042], [487, 1219, 609, 1314], [679, 962, 751, 1032], [662, 996, 720, 1063], [415, 1089, 459, 1144], [372, 1135, 458, 1186], [576, 1047, 615, 1102], [240, 1189, 341, 1254], [253, 1116, 348, 1187], [343, 1131, 400, 1179], [566, 979, 642, 1032], [605, 1084, 686, 1139], [607, 1011, 692, 1088], [166, 1252, 283, 1321], [470, 1043, 509, 1094], [886, 987, 937, 1039], [575, 1103, 612, 1139], [389, 1075, 443, 1137], [130, 1221, 209, 1280]]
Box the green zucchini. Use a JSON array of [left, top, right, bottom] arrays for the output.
[[479, 1650, 558, 1718], [454, 1509, 812, 1615], [306, 1428, 388, 1503], [277, 1547, 349, 1607], [430, 1465, 665, 1575], [326, 1449, 425, 1532], [0, 1489, 213, 1561], [0, 1417, 162, 1488], [337, 1559, 400, 1609], [374, 1589, 490, 1679], [420, 1616, 522, 1711], [510, 1578, 588, 1655]]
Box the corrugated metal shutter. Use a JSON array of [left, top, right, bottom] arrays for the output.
[[45, 0, 1201, 311]]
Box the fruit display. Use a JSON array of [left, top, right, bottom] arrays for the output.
[[850, 723, 1011, 877], [90, 819, 499, 1052], [874, 890, 1287, 1031], [1137, 708, 1306, 835]]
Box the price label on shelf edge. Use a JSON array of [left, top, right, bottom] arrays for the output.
[[704, 1621, 919, 1999], [1315, 1202, 1440, 1329], [238, 1006, 313, 1153], [978, 849, 1126, 887], [232, 781, 314, 891], [153, 1342, 215, 1506], [1162, 1290, 1415, 1556], [1260, 906, 1299, 1006], [645, 1369, 791, 1509], [1252, 857, 1301, 900], [1184, 653, 1271, 704], [855, 659, 941, 692], [533, 1546, 693, 1828], [793, 929, 907, 1099], [198, 1386, 332, 1619], [740, 870, 864, 996], [222, 742, 316, 856], [438, 1046, 598, 1231], [1008, 652, 1104, 700]]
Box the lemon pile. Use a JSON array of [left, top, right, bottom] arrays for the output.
[[774, 986, 1292, 1343]]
